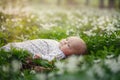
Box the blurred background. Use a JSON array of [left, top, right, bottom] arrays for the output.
[[0, 0, 120, 11]]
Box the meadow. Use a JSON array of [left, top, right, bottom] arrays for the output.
[[0, 7, 120, 80]]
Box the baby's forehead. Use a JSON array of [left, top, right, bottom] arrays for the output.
[[67, 37, 81, 42], [67, 37, 82, 46]]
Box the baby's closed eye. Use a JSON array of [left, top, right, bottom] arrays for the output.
[[67, 44, 70, 48]]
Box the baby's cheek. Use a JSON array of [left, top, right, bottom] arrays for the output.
[[61, 46, 67, 52]]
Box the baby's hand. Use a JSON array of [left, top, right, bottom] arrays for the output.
[[33, 53, 41, 59]]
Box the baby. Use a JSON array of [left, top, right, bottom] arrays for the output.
[[1, 36, 87, 61]]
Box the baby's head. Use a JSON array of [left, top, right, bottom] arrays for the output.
[[59, 36, 87, 56]]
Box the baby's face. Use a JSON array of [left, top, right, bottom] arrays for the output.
[[59, 37, 83, 56]]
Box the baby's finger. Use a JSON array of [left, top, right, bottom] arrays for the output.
[[33, 54, 40, 59]]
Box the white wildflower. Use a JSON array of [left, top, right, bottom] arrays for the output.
[[118, 55, 120, 62], [12, 60, 22, 72], [18, 18, 22, 21], [105, 16, 110, 22], [106, 24, 117, 32], [55, 61, 65, 74], [11, 18, 17, 22], [98, 20, 105, 26], [21, 72, 24, 77], [19, 25, 23, 29], [93, 59, 101, 63], [27, 19, 31, 22], [35, 73, 46, 80], [105, 59, 120, 73], [36, 18, 40, 21], [30, 70, 36, 74], [2, 65, 10, 72], [6, 18, 10, 22], [78, 56, 84, 62], [92, 64, 104, 78], [112, 19, 118, 24], [86, 68, 94, 77], [80, 64, 87, 71], [1, 25, 6, 31], [40, 23, 57, 30], [92, 26, 98, 31], [106, 54, 114, 59], [1, 16, 4, 19], [30, 15, 35, 19], [82, 16, 88, 24], [84, 30, 96, 36], [98, 26, 105, 30], [65, 56, 79, 73], [66, 29, 74, 35], [26, 27, 30, 30], [48, 72, 55, 78]]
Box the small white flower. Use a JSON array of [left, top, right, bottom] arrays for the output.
[[1, 16, 4, 19], [12, 60, 22, 72], [105, 59, 120, 73], [18, 18, 22, 21], [106, 24, 117, 32], [98, 26, 105, 30], [66, 29, 74, 35], [92, 26, 97, 31], [78, 56, 84, 62], [92, 64, 104, 78], [98, 20, 105, 26], [86, 68, 94, 77], [55, 61, 65, 74], [35, 73, 46, 80], [106, 54, 114, 59], [118, 55, 120, 62], [84, 30, 96, 36], [19, 25, 23, 28], [65, 56, 79, 73], [30, 70, 36, 74], [21, 72, 24, 77], [1, 25, 6, 31], [105, 16, 110, 22], [93, 59, 101, 63], [11, 19, 15, 22], [26, 27, 30, 30], [6, 18, 10, 22], [2, 65, 10, 72], [30, 15, 35, 19], [27, 19, 31, 22], [48, 72, 55, 78]]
